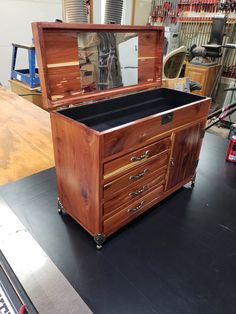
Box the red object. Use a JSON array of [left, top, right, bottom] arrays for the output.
[[226, 135, 236, 162], [19, 304, 26, 314]]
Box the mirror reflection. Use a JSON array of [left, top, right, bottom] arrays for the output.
[[77, 32, 138, 93]]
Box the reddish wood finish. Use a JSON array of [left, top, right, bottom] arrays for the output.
[[102, 99, 210, 160], [103, 173, 197, 236], [167, 121, 205, 189], [32, 22, 164, 111], [103, 161, 168, 200], [138, 31, 163, 85], [32, 22, 212, 244], [104, 171, 166, 217], [50, 113, 101, 235], [103, 185, 164, 235], [104, 137, 171, 180]]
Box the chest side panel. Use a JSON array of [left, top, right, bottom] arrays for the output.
[[51, 113, 101, 235]]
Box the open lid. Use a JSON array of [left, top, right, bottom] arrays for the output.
[[32, 22, 164, 110]]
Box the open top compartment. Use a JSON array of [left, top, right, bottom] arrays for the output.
[[58, 88, 205, 132]]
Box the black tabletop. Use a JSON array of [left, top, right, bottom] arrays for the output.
[[1, 133, 236, 314]]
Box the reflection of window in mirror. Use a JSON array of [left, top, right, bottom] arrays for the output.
[[119, 35, 138, 86]]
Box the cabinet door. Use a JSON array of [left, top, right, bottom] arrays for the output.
[[167, 122, 204, 190]]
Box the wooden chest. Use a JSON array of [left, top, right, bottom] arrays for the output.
[[32, 22, 211, 248]]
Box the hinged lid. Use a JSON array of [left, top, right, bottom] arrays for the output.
[[32, 22, 164, 110]]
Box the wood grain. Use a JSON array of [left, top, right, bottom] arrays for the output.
[[103, 173, 196, 236], [102, 98, 210, 160], [0, 87, 54, 185], [32, 23, 212, 243], [104, 171, 166, 217], [104, 137, 171, 180], [32, 22, 164, 110], [51, 112, 101, 235], [43, 30, 81, 101], [138, 31, 163, 85], [103, 160, 168, 200], [103, 184, 164, 235], [167, 121, 205, 189]]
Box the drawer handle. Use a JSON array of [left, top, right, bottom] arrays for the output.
[[128, 201, 144, 213], [131, 150, 150, 162], [129, 168, 149, 181], [129, 185, 147, 197]]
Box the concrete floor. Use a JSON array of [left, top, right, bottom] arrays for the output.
[[206, 125, 229, 139]]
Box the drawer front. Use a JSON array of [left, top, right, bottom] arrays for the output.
[[104, 157, 168, 200], [104, 170, 166, 217], [104, 137, 171, 180], [103, 185, 164, 235], [103, 99, 210, 159]]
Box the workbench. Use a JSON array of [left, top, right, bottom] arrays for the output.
[[1, 133, 236, 314], [0, 87, 54, 185]]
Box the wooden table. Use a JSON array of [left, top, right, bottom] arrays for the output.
[[0, 87, 54, 185]]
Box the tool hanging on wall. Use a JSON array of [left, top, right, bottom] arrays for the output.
[[148, 0, 236, 26], [149, 0, 182, 25]]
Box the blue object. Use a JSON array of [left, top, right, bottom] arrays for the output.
[[11, 43, 40, 88]]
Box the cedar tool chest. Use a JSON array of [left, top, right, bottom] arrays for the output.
[[32, 22, 211, 248]]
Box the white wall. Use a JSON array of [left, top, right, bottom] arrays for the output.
[[0, 0, 62, 87]]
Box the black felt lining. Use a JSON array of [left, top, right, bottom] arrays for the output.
[[59, 88, 205, 132]]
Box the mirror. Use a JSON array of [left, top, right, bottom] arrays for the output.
[[77, 32, 138, 93]]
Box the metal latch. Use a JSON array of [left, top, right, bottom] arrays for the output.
[[161, 112, 173, 125]]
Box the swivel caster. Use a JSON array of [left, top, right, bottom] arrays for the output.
[[94, 234, 106, 249], [191, 174, 196, 188], [57, 198, 67, 215]]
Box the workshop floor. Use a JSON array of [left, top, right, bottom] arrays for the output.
[[207, 125, 229, 139]]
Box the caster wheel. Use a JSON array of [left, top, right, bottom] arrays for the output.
[[94, 234, 106, 249], [191, 174, 196, 188], [57, 198, 66, 215]]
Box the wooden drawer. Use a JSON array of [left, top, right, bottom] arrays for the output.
[[103, 170, 166, 217], [103, 156, 168, 200], [103, 99, 210, 159], [103, 184, 164, 235], [104, 137, 171, 181]]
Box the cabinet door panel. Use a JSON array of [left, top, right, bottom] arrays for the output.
[[167, 122, 204, 189]]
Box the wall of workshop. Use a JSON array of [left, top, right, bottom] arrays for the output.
[[0, 0, 62, 87]]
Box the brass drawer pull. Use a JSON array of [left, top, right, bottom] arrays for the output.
[[131, 150, 150, 162], [129, 185, 147, 197], [128, 201, 144, 213], [129, 168, 149, 181]]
